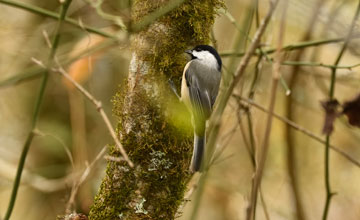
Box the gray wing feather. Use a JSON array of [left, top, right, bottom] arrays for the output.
[[185, 67, 213, 121]]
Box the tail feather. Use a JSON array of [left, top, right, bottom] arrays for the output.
[[190, 133, 205, 172]]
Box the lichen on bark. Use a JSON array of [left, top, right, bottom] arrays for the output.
[[89, 0, 223, 219]]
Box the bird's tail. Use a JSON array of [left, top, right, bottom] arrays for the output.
[[190, 130, 205, 172]]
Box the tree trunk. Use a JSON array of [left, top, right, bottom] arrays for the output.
[[89, 1, 223, 219]]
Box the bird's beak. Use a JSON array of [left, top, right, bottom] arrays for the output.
[[185, 49, 192, 55]]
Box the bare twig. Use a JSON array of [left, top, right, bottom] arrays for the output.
[[237, 110, 252, 158], [84, 0, 126, 29], [175, 180, 197, 219], [234, 95, 360, 168], [3, 37, 360, 90], [284, 1, 326, 220], [210, 28, 218, 50], [210, 107, 240, 167], [0, 158, 77, 193], [0, 0, 115, 38], [243, 54, 262, 220], [104, 155, 125, 162], [35, 130, 75, 168], [238, 104, 271, 220], [42, 30, 52, 49], [0, 38, 119, 89], [280, 61, 360, 69], [55, 66, 134, 168], [66, 146, 107, 213], [222, 5, 291, 101], [219, 34, 360, 57], [260, 188, 270, 220], [239, 6, 271, 216], [247, 1, 285, 218]]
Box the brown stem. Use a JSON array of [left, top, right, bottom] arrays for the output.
[[56, 66, 134, 168], [234, 95, 360, 168]]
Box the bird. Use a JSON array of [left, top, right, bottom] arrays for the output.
[[180, 45, 222, 172]]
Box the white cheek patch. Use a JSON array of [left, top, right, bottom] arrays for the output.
[[192, 51, 218, 70]]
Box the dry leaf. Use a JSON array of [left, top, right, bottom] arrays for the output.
[[321, 99, 340, 135], [342, 93, 360, 128]]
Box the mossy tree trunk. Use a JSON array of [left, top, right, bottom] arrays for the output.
[[89, 1, 223, 219]]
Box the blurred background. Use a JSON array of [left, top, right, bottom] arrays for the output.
[[1, 0, 360, 219]]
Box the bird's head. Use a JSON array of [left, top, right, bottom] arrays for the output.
[[185, 45, 222, 71]]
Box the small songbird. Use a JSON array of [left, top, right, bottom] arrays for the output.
[[180, 45, 222, 172]]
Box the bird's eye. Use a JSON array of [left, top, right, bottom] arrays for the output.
[[195, 48, 201, 52]]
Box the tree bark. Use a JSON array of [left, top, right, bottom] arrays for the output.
[[88, 0, 223, 219]]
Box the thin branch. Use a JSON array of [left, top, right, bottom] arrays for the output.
[[3, 1, 73, 219], [84, 0, 126, 29], [3, 132, 35, 220], [65, 146, 107, 213], [0, 67, 44, 88], [284, 1, 326, 220], [0, 38, 118, 89], [234, 95, 360, 168], [175, 179, 197, 219], [104, 155, 126, 162], [259, 188, 271, 220], [219, 8, 252, 43], [219, 35, 360, 57], [0, 0, 186, 86], [3, 39, 359, 90], [210, 27, 218, 50], [280, 61, 360, 69], [245, 44, 263, 219], [247, 1, 285, 218], [238, 109, 255, 165], [55, 66, 134, 168], [35, 130, 75, 168], [322, 1, 360, 219], [210, 105, 241, 166], [0, 157, 77, 193], [247, 49, 278, 219], [242, 52, 263, 183], [0, 0, 115, 38], [239, 105, 273, 220], [222, 7, 291, 96]]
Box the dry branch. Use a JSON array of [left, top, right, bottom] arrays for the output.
[[56, 66, 133, 168], [235, 95, 360, 168]]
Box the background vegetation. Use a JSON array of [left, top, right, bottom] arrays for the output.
[[1, 0, 360, 219]]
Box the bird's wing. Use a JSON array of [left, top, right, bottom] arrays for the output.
[[185, 67, 212, 122]]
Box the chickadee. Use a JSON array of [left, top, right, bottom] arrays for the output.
[[180, 45, 222, 172]]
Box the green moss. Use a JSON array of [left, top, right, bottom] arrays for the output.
[[89, 0, 224, 219], [90, 77, 192, 219], [133, 0, 224, 79]]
